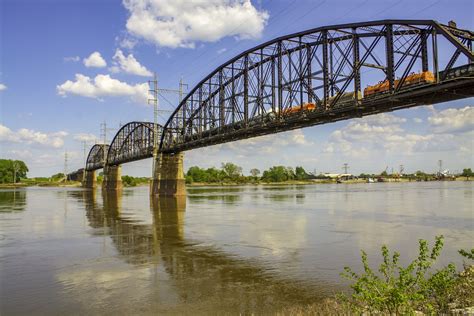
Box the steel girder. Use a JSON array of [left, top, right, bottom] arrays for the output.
[[106, 122, 162, 166], [85, 144, 109, 171], [85, 122, 162, 171], [160, 19, 474, 153]]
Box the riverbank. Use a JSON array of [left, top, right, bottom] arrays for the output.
[[0, 181, 82, 189], [1, 177, 471, 189], [187, 177, 472, 186]]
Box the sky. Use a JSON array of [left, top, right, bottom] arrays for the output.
[[0, 0, 473, 177]]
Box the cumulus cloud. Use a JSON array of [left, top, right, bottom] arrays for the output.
[[428, 106, 474, 133], [212, 129, 311, 156], [74, 133, 98, 143], [0, 124, 67, 148], [110, 49, 152, 77], [123, 0, 269, 48], [83, 52, 107, 68], [56, 73, 149, 103], [0, 83, 7, 91], [217, 48, 227, 54], [323, 110, 473, 158]]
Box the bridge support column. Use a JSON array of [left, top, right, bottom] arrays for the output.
[[82, 170, 96, 189], [102, 165, 123, 191], [151, 152, 185, 196]]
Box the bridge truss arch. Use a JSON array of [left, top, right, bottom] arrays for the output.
[[161, 19, 473, 153], [85, 144, 109, 171], [106, 122, 162, 166]]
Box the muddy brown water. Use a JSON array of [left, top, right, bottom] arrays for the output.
[[0, 182, 472, 314]]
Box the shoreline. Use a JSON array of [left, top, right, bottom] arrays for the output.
[[1, 177, 471, 189]]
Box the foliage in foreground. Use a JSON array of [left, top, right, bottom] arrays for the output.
[[340, 236, 474, 314]]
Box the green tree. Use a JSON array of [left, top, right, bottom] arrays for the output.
[[462, 168, 473, 180], [206, 167, 225, 182], [0, 159, 29, 183], [262, 166, 289, 182], [121, 175, 137, 186], [295, 166, 309, 180], [221, 162, 242, 181], [186, 166, 208, 182]]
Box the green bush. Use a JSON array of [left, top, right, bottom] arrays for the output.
[[340, 236, 473, 314]]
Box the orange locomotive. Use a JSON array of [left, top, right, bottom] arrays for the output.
[[283, 102, 316, 115], [364, 71, 435, 97]]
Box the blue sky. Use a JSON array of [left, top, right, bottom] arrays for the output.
[[0, 0, 473, 177]]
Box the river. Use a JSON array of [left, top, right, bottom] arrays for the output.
[[0, 182, 472, 314]]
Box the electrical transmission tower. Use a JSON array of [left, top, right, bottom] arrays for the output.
[[64, 151, 68, 182], [99, 121, 115, 165], [342, 163, 349, 174], [148, 74, 188, 174]]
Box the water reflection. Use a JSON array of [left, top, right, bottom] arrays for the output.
[[0, 190, 26, 212], [76, 189, 321, 313]]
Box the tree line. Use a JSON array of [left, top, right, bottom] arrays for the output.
[[185, 162, 312, 184]]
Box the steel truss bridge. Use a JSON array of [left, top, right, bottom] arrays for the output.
[[85, 20, 474, 171]]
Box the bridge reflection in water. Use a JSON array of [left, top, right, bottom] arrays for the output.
[[73, 189, 331, 313]]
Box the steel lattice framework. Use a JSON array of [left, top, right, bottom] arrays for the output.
[[85, 122, 162, 171], [107, 122, 162, 166], [80, 20, 474, 175], [85, 144, 109, 171], [161, 19, 474, 153]]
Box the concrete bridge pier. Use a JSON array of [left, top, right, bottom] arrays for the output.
[[102, 165, 123, 190], [82, 170, 96, 189], [151, 152, 185, 196]]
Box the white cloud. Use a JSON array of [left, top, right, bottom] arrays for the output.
[[428, 106, 474, 133], [322, 110, 473, 158], [413, 117, 423, 123], [64, 56, 80, 62], [217, 48, 227, 54], [0, 83, 7, 91], [74, 133, 98, 143], [359, 113, 407, 125], [123, 0, 269, 48], [57, 73, 149, 103], [110, 49, 152, 77], [83, 52, 107, 68], [0, 124, 66, 148]]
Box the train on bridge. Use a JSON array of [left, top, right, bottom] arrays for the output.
[[71, 20, 473, 197]]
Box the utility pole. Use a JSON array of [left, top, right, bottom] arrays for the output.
[[342, 163, 349, 174], [64, 151, 68, 182]]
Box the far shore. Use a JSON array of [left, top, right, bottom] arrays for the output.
[[1, 177, 472, 189]]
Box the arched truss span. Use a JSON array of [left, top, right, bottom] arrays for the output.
[[107, 122, 162, 166], [85, 144, 109, 171], [161, 19, 474, 153]]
